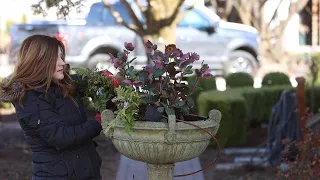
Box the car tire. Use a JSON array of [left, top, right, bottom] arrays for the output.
[[87, 53, 114, 71], [224, 50, 258, 76]]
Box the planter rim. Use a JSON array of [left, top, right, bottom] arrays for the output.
[[102, 109, 221, 131], [113, 119, 219, 130]]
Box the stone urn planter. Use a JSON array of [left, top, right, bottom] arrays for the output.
[[101, 109, 221, 180]]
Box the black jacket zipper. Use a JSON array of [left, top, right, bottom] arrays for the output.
[[70, 97, 84, 122]]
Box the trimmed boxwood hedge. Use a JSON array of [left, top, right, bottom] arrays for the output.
[[197, 85, 320, 147], [225, 72, 254, 88], [198, 90, 249, 147]]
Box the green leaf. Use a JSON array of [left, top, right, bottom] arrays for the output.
[[186, 65, 192, 71], [128, 57, 137, 64], [172, 101, 185, 108], [125, 66, 135, 76], [157, 106, 165, 113], [152, 67, 165, 78], [141, 94, 157, 104], [181, 106, 190, 115], [138, 70, 148, 81], [187, 97, 195, 107], [165, 106, 175, 115], [184, 69, 193, 75], [194, 86, 203, 91]]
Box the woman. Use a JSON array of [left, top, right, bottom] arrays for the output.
[[0, 35, 102, 180]]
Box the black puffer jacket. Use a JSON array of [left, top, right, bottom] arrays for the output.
[[0, 79, 102, 180]]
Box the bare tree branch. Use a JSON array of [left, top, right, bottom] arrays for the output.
[[276, 0, 309, 36], [145, 0, 155, 34], [102, 0, 140, 35], [266, 0, 283, 28], [120, 0, 145, 32], [134, 0, 146, 13], [223, 0, 234, 20]]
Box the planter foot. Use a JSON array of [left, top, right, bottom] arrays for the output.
[[147, 163, 174, 180]]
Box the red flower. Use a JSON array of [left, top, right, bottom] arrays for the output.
[[102, 70, 120, 88], [102, 71, 113, 79], [124, 42, 135, 51], [112, 78, 120, 88]]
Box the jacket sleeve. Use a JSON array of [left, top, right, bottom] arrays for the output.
[[16, 92, 102, 151]]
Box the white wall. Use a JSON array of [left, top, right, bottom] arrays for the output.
[[263, 0, 303, 53]]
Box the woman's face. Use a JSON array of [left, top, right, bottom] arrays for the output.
[[53, 48, 65, 80]]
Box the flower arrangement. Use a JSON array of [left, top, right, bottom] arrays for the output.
[[72, 41, 213, 133], [71, 67, 118, 113], [103, 40, 213, 133]]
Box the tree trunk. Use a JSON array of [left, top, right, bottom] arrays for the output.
[[141, 25, 177, 63], [150, 0, 179, 45], [312, 0, 319, 45]]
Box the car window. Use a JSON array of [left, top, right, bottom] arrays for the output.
[[178, 9, 210, 29], [101, 3, 133, 25], [86, 3, 104, 25], [86, 2, 133, 25]]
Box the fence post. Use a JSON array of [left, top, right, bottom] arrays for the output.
[[295, 77, 307, 139]]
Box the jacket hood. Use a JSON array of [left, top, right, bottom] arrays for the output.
[[0, 77, 24, 102]]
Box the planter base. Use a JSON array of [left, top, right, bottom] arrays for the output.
[[147, 164, 174, 180]]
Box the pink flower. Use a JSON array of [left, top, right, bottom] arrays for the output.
[[133, 80, 143, 87], [120, 52, 127, 62], [124, 42, 135, 51], [175, 48, 183, 58], [153, 59, 163, 69], [201, 70, 213, 79], [189, 52, 200, 62], [109, 53, 117, 63], [153, 50, 164, 60], [113, 59, 121, 69], [179, 59, 191, 68], [123, 79, 133, 85], [145, 40, 153, 53], [145, 64, 153, 74]]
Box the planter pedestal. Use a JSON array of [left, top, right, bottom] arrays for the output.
[[101, 109, 221, 180], [147, 164, 174, 180]]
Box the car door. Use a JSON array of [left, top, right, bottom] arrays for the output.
[[176, 9, 226, 66]]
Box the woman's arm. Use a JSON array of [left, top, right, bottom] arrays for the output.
[[16, 92, 102, 151]]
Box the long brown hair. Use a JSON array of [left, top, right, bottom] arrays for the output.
[[2, 34, 75, 105]]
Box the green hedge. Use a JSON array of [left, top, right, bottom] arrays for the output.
[[225, 72, 254, 88], [242, 86, 294, 123], [262, 72, 291, 87], [197, 85, 320, 147], [198, 90, 249, 147]]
